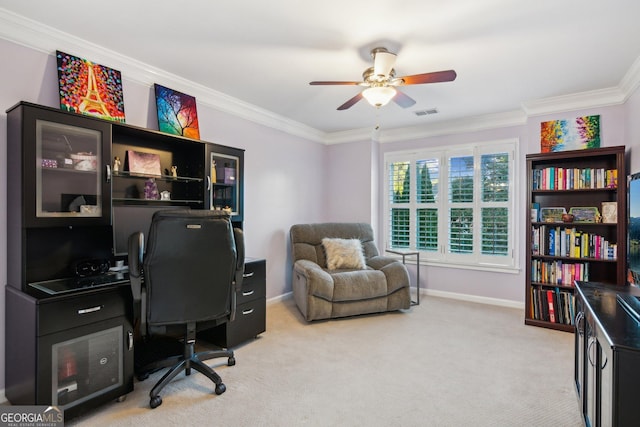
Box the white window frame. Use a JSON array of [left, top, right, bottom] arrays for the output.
[[383, 138, 519, 273]]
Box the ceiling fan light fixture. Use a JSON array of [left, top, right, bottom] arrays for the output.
[[362, 86, 397, 107]]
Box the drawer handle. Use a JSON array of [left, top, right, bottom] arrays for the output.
[[242, 308, 254, 315], [242, 290, 255, 297], [78, 305, 103, 315], [243, 272, 255, 278]]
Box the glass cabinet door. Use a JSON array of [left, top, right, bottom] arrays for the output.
[[31, 117, 111, 226], [210, 151, 241, 218]]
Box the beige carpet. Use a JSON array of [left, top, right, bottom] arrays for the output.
[[69, 295, 583, 426]]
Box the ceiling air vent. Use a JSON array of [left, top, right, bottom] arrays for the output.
[[414, 108, 438, 117]]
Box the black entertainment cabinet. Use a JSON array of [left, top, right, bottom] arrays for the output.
[[574, 281, 640, 426], [5, 101, 263, 418]]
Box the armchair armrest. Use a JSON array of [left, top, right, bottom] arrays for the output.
[[293, 259, 335, 299], [366, 255, 401, 270]]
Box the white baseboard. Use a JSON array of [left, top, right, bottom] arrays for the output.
[[267, 292, 293, 305], [422, 288, 525, 310], [269, 289, 523, 310]]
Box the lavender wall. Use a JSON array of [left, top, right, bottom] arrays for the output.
[[324, 104, 633, 306], [626, 87, 640, 170], [0, 38, 327, 394]]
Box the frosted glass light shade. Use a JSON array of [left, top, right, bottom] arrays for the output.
[[362, 86, 397, 107]]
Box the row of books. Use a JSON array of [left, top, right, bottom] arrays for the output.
[[532, 167, 617, 190], [530, 287, 576, 325], [532, 225, 617, 259], [531, 259, 589, 286]]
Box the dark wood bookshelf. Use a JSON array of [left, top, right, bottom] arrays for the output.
[[525, 146, 627, 332]]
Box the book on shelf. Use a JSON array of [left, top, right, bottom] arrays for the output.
[[530, 287, 576, 325], [532, 167, 617, 190], [531, 225, 616, 260]]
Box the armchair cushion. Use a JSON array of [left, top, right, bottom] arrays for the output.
[[322, 237, 366, 270]]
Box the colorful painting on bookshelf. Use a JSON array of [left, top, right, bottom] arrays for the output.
[[154, 84, 200, 139], [540, 115, 600, 153], [56, 50, 126, 123]]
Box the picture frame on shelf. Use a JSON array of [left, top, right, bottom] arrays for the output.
[[601, 202, 617, 223], [540, 207, 566, 223], [126, 150, 162, 176], [531, 202, 540, 222], [569, 206, 600, 223]]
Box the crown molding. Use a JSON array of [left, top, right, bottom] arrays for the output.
[[521, 86, 626, 117], [619, 55, 640, 101], [0, 8, 326, 144], [2, 7, 639, 146], [376, 110, 527, 143]]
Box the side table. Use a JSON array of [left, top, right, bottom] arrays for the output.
[[385, 249, 420, 306]]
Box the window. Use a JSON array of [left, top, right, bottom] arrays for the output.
[[384, 139, 518, 272]]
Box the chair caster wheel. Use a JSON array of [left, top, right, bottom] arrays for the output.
[[150, 396, 162, 409], [215, 383, 226, 395], [228, 356, 236, 366]]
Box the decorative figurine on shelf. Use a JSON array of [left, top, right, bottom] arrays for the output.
[[211, 160, 217, 183], [160, 190, 171, 201], [171, 165, 178, 178], [144, 178, 159, 200], [113, 156, 121, 173]]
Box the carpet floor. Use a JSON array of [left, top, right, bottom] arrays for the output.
[[68, 295, 584, 426]]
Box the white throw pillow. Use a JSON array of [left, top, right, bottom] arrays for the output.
[[322, 238, 366, 270]]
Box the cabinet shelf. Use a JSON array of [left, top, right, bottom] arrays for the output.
[[531, 221, 616, 227], [42, 167, 97, 175], [113, 198, 203, 205], [525, 146, 626, 332], [532, 254, 617, 263], [531, 188, 617, 194], [530, 282, 575, 291], [525, 318, 574, 332], [113, 171, 202, 183]]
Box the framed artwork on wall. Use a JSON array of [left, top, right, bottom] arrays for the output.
[[540, 115, 600, 153], [56, 50, 126, 123], [154, 84, 200, 139]]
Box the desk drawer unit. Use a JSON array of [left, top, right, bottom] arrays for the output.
[[205, 258, 266, 348]]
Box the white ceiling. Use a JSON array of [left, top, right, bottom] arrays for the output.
[[1, 0, 640, 140]]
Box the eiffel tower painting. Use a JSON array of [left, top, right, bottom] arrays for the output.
[[56, 50, 126, 123]]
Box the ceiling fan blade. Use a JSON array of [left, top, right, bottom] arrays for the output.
[[309, 81, 361, 86], [395, 70, 457, 85], [373, 49, 397, 78], [337, 92, 363, 110], [392, 90, 416, 108]]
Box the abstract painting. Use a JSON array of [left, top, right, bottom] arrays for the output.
[[154, 84, 200, 139], [56, 50, 126, 122], [540, 115, 600, 153]]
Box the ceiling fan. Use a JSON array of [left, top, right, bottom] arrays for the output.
[[310, 47, 457, 110]]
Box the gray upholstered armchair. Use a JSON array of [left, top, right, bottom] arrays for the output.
[[290, 223, 411, 321]]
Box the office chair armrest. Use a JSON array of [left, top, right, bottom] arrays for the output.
[[233, 227, 245, 292], [230, 227, 245, 323], [128, 231, 144, 302]]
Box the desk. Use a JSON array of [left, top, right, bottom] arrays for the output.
[[385, 249, 420, 306]]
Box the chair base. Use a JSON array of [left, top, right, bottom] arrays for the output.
[[140, 339, 235, 409]]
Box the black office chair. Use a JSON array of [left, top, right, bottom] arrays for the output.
[[128, 209, 244, 409]]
